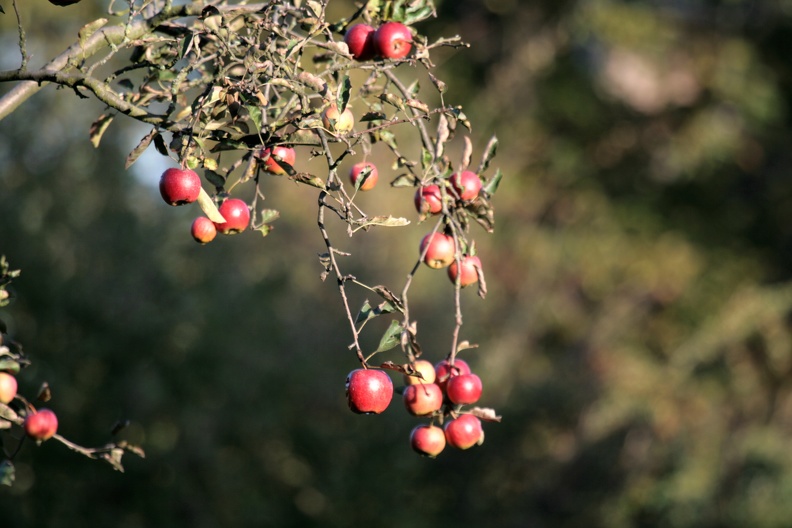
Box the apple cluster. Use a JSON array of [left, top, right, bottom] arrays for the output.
[[0, 361, 59, 442], [344, 21, 413, 61], [345, 357, 486, 458]]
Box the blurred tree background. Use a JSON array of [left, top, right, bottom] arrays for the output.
[[2, 0, 792, 526]]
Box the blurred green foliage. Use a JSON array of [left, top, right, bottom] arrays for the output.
[[3, 0, 792, 526]]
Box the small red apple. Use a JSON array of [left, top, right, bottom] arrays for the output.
[[0, 372, 17, 404], [346, 368, 393, 414], [403, 383, 444, 416], [349, 162, 379, 191], [450, 171, 482, 201], [434, 358, 471, 393], [321, 104, 355, 133], [214, 198, 250, 235], [420, 232, 456, 269], [446, 373, 483, 405], [260, 146, 296, 175], [344, 24, 377, 61], [160, 168, 202, 206], [403, 359, 437, 385], [410, 424, 446, 458], [448, 255, 481, 288], [444, 414, 484, 450], [24, 408, 58, 441], [374, 22, 413, 60], [191, 217, 217, 244], [414, 185, 443, 215]]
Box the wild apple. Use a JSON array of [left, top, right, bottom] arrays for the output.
[[0, 372, 17, 404], [403, 383, 444, 416], [260, 146, 296, 175], [446, 373, 483, 405], [448, 255, 481, 288], [349, 162, 379, 191], [434, 358, 471, 393], [414, 185, 443, 215], [159, 168, 202, 206], [419, 232, 455, 269], [374, 22, 413, 60], [24, 408, 58, 441], [403, 359, 437, 385], [344, 24, 377, 61], [191, 217, 217, 244], [214, 198, 250, 235], [321, 103, 354, 133], [346, 368, 393, 414], [410, 424, 446, 458], [444, 414, 484, 450], [450, 170, 482, 201]]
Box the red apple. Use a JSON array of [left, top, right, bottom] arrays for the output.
[[446, 373, 483, 405], [24, 408, 58, 441], [420, 232, 456, 269], [260, 146, 296, 175], [374, 22, 413, 60], [403, 359, 437, 385], [160, 168, 202, 206], [403, 383, 444, 416], [214, 198, 250, 235], [349, 162, 379, 191], [444, 414, 484, 450], [191, 217, 217, 244], [410, 424, 446, 457], [344, 24, 377, 61], [321, 104, 355, 133], [448, 255, 481, 288], [414, 185, 443, 215], [450, 170, 482, 201], [434, 358, 471, 393], [346, 368, 393, 414], [0, 372, 17, 404]]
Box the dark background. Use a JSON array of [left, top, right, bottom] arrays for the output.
[[3, 0, 792, 526]]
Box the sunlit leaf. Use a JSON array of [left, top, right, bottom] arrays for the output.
[[197, 188, 225, 223], [89, 113, 114, 148], [374, 320, 401, 353], [125, 128, 157, 169]]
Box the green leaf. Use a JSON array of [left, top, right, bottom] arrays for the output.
[[374, 320, 401, 353], [478, 134, 499, 174], [360, 112, 387, 122], [246, 105, 262, 133], [482, 168, 503, 195], [125, 128, 157, 169], [204, 169, 225, 188], [153, 133, 168, 156], [337, 75, 352, 114], [389, 174, 418, 188], [256, 225, 273, 237], [0, 358, 20, 375], [421, 147, 432, 171], [258, 209, 280, 224], [0, 460, 15, 487], [0, 403, 18, 422]]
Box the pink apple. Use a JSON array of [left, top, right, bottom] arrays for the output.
[[448, 255, 481, 288], [444, 414, 484, 450], [159, 168, 202, 206], [414, 185, 443, 215], [450, 170, 482, 201], [344, 24, 377, 61], [191, 217, 217, 244], [346, 368, 393, 414], [410, 424, 446, 457], [260, 146, 296, 175], [419, 232, 455, 269], [446, 373, 483, 405], [373, 22, 413, 60], [0, 372, 17, 404], [321, 104, 355, 133], [24, 408, 58, 441], [349, 162, 379, 191], [403, 383, 444, 416], [213, 198, 250, 235], [403, 359, 437, 385]]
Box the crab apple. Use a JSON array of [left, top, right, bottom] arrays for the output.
[[214, 198, 250, 235], [344, 23, 377, 61], [159, 168, 202, 206], [321, 103, 355, 133], [403, 383, 444, 416], [349, 162, 379, 191], [450, 170, 482, 201], [410, 424, 446, 458], [446, 373, 483, 405], [24, 408, 58, 441], [0, 372, 17, 404], [191, 217, 217, 244], [346, 369, 393, 414], [260, 146, 296, 175], [420, 232, 456, 269], [434, 358, 471, 393], [374, 22, 413, 60], [444, 414, 484, 450], [414, 185, 443, 215], [448, 255, 481, 288], [403, 359, 437, 385]]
